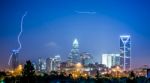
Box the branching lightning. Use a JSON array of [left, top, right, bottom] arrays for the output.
[[8, 12, 27, 65], [8, 53, 13, 65]]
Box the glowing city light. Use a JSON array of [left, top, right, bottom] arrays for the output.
[[76, 63, 82, 68]]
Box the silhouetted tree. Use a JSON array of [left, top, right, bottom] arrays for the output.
[[129, 71, 135, 78], [21, 60, 35, 83], [95, 70, 100, 79], [0, 71, 6, 77], [0, 71, 6, 82], [22, 60, 35, 77], [50, 71, 58, 76]]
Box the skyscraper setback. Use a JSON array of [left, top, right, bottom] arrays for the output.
[[120, 35, 131, 71]]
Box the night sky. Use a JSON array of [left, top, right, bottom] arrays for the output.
[[0, 0, 150, 69]]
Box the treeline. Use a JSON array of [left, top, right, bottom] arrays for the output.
[[3, 75, 150, 83], [1, 60, 150, 83]]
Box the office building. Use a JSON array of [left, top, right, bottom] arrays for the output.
[[46, 58, 51, 72], [53, 55, 61, 71], [38, 58, 46, 71], [68, 38, 80, 65], [120, 35, 131, 71], [46, 55, 61, 72], [102, 54, 120, 68], [80, 52, 93, 66], [11, 50, 19, 70]]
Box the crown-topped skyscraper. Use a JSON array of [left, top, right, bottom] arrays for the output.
[[68, 38, 80, 66]]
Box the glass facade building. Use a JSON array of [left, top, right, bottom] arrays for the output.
[[11, 50, 19, 70], [68, 38, 80, 65], [120, 35, 131, 71], [80, 52, 93, 66], [46, 55, 61, 72]]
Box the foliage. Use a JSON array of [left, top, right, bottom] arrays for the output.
[[129, 71, 135, 78], [22, 60, 35, 77]]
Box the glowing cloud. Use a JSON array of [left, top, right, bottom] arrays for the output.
[[75, 10, 96, 14], [45, 42, 57, 47]]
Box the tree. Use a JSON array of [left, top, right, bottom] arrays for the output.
[[95, 70, 100, 79], [0, 71, 6, 81], [129, 71, 135, 78], [22, 60, 35, 77]]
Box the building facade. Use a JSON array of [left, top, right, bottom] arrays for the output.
[[11, 50, 19, 70], [68, 38, 80, 66], [38, 58, 46, 71], [53, 55, 61, 71], [120, 35, 131, 71], [46, 55, 61, 72], [80, 52, 93, 66], [46, 58, 51, 72], [102, 54, 120, 68]]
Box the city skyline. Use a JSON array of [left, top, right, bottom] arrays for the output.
[[1, 0, 150, 69]]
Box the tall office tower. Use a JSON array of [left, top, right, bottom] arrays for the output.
[[11, 50, 19, 70], [38, 58, 42, 71], [53, 55, 61, 71], [111, 54, 120, 66], [54, 55, 61, 63], [32, 62, 37, 70], [38, 58, 46, 71], [102, 54, 120, 68], [120, 35, 131, 71], [46, 55, 61, 72], [80, 52, 93, 66], [46, 58, 51, 72], [68, 38, 80, 65]]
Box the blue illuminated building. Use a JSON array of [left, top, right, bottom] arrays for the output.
[[120, 35, 131, 71]]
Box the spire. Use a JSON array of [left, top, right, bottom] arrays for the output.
[[73, 38, 79, 48], [73, 38, 78, 45]]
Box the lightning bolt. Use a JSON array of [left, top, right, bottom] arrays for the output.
[[17, 11, 27, 51], [8, 53, 13, 65], [8, 12, 27, 65]]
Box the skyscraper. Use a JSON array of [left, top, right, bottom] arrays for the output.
[[11, 50, 19, 70], [80, 52, 93, 66], [38, 58, 46, 71], [120, 35, 131, 71], [46, 58, 51, 72], [102, 54, 120, 68], [53, 55, 61, 71], [46, 55, 61, 72], [68, 38, 80, 65]]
